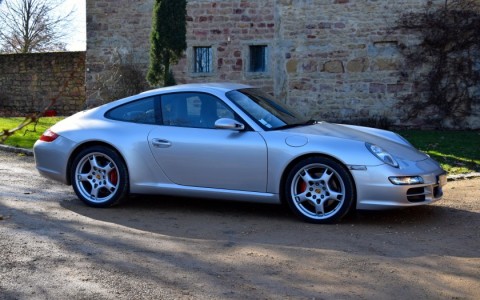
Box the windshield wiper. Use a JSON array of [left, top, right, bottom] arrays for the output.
[[276, 119, 317, 130]]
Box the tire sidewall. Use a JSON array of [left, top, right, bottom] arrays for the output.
[[71, 146, 129, 208], [284, 156, 355, 224]]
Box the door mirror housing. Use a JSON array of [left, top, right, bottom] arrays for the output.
[[214, 118, 245, 131]]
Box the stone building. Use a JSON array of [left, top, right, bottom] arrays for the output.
[[86, 0, 479, 128]]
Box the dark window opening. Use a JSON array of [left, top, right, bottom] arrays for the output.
[[249, 45, 267, 72]]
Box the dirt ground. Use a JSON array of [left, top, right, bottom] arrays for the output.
[[0, 151, 479, 299]]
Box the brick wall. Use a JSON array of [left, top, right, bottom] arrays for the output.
[[0, 52, 86, 116], [86, 0, 479, 129]]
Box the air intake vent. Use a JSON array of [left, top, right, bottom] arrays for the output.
[[407, 187, 428, 202]]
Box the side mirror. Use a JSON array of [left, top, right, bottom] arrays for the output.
[[214, 118, 245, 131]]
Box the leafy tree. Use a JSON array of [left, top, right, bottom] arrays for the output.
[[0, 0, 73, 53], [147, 0, 187, 87]]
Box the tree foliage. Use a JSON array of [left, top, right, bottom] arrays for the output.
[[147, 0, 187, 87], [396, 0, 480, 127], [0, 0, 73, 53]]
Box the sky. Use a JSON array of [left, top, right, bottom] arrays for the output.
[[56, 0, 86, 51]]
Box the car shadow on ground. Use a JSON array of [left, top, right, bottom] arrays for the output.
[[60, 194, 479, 259]]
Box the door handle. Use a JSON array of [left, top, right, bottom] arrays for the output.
[[151, 138, 172, 148]]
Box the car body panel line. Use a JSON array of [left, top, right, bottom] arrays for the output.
[[130, 182, 281, 205]]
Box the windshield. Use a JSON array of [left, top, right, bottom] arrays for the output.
[[226, 88, 310, 130]]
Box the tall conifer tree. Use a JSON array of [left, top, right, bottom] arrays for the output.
[[147, 0, 187, 87]]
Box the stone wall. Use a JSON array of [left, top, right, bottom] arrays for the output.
[[86, 0, 479, 129], [175, 0, 276, 91], [0, 52, 86, 116], [279, 1, 403, 119], [85, 0, 153, 105]]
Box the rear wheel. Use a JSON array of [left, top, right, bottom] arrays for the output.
[[71, 146, 129, 207], [285, 157, 354, 223]]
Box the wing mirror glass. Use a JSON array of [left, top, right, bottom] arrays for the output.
[[214, 118, 245, 131]]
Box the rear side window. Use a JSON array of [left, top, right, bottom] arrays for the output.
[[105, 96, 160, 124]]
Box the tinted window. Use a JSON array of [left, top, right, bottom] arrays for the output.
[[161, 93, 235, 129], [105, 97, 160, 124]]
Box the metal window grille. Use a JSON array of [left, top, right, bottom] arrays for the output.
[[194, 47, 212, 73]]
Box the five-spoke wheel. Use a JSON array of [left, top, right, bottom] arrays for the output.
[[71, 146, 128, 207], [285, 157, 354, 223]]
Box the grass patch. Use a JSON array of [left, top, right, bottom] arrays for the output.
[[397, 130, 480, 175], [0, 117, 63, 149]]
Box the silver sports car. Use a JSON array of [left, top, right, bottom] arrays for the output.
[[34, 83, 447, 223]]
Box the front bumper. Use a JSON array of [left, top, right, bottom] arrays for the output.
[[351, 158, 447, 210]]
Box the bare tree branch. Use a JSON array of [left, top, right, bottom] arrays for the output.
[[0, 0, 73, 53], [395, 0, 480, 128]]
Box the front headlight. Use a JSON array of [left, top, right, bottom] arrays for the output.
[[389, 176, 424, 185], [366, 143, 399, 168]]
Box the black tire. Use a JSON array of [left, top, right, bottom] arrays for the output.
[[70, 146, 129, 208], [284, 156, 355, 224]]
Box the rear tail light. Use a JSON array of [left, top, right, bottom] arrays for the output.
[[39, 129, 59, 142]]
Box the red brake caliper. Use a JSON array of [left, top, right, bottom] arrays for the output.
[[298, 180, 307, 193], [109, 169, 118, 185]]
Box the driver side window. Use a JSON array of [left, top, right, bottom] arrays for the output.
[[160, 92, 235, 129]]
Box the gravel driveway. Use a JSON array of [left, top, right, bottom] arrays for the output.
[[0, 151, 479, 299]]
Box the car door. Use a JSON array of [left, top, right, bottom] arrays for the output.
[[148, 92, 268, 193]]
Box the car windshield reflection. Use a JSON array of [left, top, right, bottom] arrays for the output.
[[226, 88, 310, 130]]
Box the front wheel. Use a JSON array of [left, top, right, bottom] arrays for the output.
[[284, 157, 355, 223], [71, 146, 129, 207]]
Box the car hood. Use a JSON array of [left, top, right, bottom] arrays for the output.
[[282, 122, 429, 162]]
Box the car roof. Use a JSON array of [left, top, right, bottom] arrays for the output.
[[91, 82, 252, 114], [140, 82, 252, 96]]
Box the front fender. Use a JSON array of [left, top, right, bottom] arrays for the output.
[[260, 131, 380, 194]]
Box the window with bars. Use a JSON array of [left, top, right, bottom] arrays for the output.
[[194, 47, 212, 73], [249, 45, 267, 72]]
